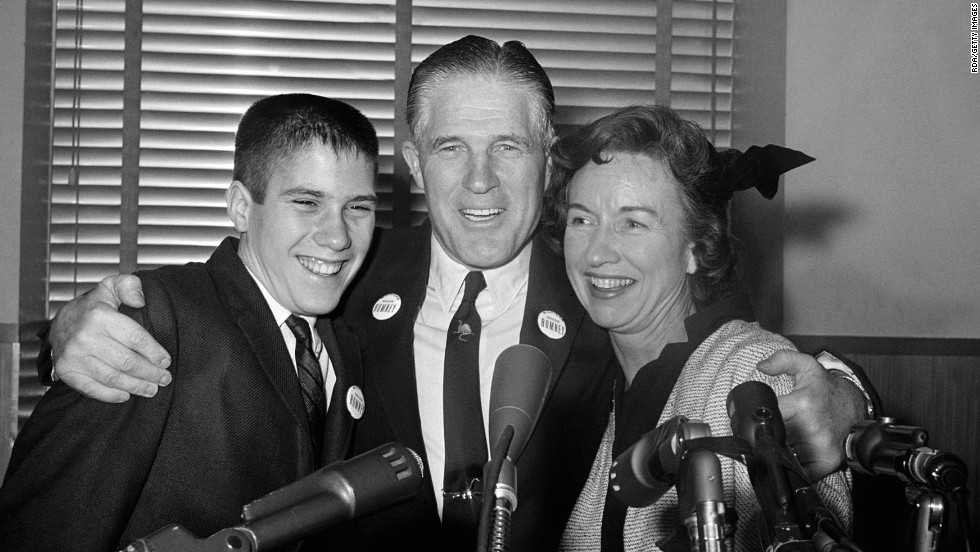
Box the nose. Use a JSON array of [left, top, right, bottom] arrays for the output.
[[462, 152, 499, 193], [584, 224, 619, 267], [312, 212, 352, 251]]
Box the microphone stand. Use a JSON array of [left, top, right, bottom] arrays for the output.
[[478, 426, 514, 552], [678, 446, 728, 552], [909, 488, 944, 552], [488, 456, 518, 552]]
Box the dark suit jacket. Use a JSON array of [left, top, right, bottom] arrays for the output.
[[335, 223, 616, 551], [0, 237, 363, 552]]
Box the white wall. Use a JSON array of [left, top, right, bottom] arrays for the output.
[[784, 0, 980, 338]]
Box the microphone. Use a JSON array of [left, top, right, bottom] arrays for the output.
[[122, 443, 423, 552], [487, 344, 553, 463], [610, 417, 727, 551], [479, 344, 553, 552], [609, 416, 712, 507], [727, 381, 808, 549], [729, 382, 860, 551], [845, 417, 968, 493]]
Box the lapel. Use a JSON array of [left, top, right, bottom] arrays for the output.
[[316, 317, 363, 464], [519, 233, 589, 396], [206, 237, 315, 466], [355, 224, 432, 456]]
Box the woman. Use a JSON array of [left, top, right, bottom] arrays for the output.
[[548, 106, 852, 551]]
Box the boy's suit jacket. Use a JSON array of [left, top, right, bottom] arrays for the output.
[[0, 237, 363, 552]]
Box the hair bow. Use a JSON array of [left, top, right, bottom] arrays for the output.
[[705, 144, 815, 203]]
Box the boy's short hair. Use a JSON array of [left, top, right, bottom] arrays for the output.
[[233, 94, 379, 203]]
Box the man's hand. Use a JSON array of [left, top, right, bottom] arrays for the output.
[[757, 350, 866, 481], [50, 274, 171, 403]]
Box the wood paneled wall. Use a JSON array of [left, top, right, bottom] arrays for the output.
[[790, 336, 980, 550]]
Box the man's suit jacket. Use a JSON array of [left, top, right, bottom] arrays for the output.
[[0, 237, 363, 552], [335, 223, 616, 551]]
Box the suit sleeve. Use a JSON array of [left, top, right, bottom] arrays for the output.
[[0, 274, 179, 552]]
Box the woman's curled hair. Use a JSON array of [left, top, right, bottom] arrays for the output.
[[544, 105, 738, 308]]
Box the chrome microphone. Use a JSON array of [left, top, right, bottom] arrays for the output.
[[845, 417, 968, 493], [610, 416, 727, 551], [677, 441, 727, 551], [610, 415, 711, 507]]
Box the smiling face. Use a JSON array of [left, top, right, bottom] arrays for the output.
[[228, 144, 377, 316], [402, 76, 550, 270], [563, 152, 697, 336]]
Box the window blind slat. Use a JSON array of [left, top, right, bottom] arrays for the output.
[[51, 0, 397, 279], [47, 0, 733, 325], [410, 0, 731, 132]]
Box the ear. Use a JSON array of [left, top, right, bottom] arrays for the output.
[[401, 140, 424, 191], [226, 180, 255, 233], [685, 242, 698, 275]]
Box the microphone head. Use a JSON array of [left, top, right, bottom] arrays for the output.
[[610, 416, 685, 507], [726, 380, 785, 446], [488, 344, 553, 462], [336, 442, 424, 516]]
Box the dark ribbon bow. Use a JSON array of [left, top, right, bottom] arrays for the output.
[[705, 144, 815, 203]]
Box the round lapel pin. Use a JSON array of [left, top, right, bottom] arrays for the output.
[[537, 310, 566, 340], [372, 293, 401, 320], [346, 386, 365, 419]]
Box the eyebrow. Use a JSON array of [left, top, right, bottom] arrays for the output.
[[619, 205, 660, 217], [281, 188, 378, 203], [567, 202, 661, 218], [429, 134, 532, 149], [349, 194, 379, 204]]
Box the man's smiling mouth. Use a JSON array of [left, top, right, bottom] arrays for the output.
[[461, 208, 504, 222], [298, 256, 344, 276]]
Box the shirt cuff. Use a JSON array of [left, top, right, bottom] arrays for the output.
[[815, 350, 876, 420]]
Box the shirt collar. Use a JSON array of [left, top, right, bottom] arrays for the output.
[[682, 292, 756, 345], [244, 263, 319, 337], [428, 234, 532, 315]]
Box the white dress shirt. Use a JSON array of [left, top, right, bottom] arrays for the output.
[[248, 266, 336, 409], [414, 236, 531, 517]]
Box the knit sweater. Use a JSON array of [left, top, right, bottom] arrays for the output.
[[561, 319, 853, 551]]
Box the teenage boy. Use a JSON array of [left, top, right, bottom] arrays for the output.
[[0, 93, 378, 552]]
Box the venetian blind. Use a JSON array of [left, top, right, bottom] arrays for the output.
[[21, 0, 737, 434], [50, 0, 398, 312], [411, 0, 732, 139], [48, 0, 733, 312]]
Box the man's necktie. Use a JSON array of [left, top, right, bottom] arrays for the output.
[[442, 270, 488, 548], [285, 315, 326, 464]]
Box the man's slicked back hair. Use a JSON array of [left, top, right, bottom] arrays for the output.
[[234, 93, 379, 203], [405, 35, 556, 149]]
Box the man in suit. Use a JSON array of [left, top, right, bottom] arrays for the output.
[[331, 36, 617, 550], [0, 94, 378, 551], [36, 37, 870, 551]]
